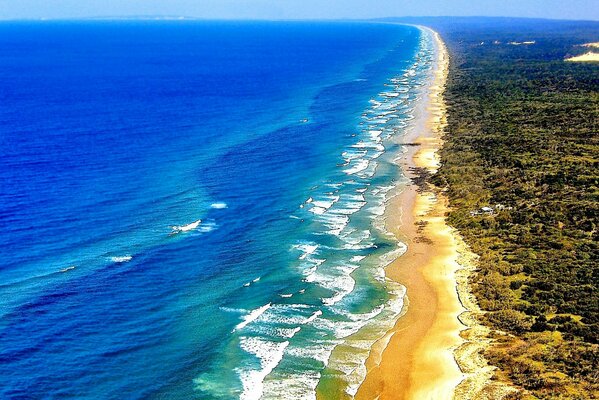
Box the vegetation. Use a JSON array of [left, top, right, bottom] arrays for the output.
[[392, 17, 599, 399]]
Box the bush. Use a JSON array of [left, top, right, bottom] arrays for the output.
[[487, 309, 534, 334]]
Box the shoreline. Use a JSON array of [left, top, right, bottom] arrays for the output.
[[355, 27, 474, 399]]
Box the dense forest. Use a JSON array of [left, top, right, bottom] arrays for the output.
[[388, 17, 599, 399]]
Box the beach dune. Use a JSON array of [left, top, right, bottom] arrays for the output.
[[565, 51, 599, 62]]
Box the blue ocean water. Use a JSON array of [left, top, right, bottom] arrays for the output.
[[0, 21, 434, 399]]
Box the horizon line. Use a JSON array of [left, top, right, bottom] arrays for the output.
[[0, 15, 598, 23]]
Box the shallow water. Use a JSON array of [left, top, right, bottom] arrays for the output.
[[0, 21, 434, 399]]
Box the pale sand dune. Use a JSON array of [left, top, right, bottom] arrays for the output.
[[565, 51, 599, 62], [354, 28, 514, 400]]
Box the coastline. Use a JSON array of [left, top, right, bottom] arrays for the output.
[[355, 27, 475, 399]]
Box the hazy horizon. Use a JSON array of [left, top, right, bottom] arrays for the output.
[[1, 0, 598, 21], [3, 15, 599, 23]]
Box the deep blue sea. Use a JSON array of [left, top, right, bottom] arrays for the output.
[[0, 21, 434, 399]]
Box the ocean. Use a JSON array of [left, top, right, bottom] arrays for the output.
[[0, 21, 434, 399]]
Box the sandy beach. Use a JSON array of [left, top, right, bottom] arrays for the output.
[[354, 27, 474, 400]]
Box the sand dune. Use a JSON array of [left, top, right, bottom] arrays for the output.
[[566, 51, 599, 62]]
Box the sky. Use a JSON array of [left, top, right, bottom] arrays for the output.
[[0, 0, 598, 21]]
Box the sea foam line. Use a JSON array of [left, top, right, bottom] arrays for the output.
[[238, 337, 290, 400], [233, 303, 272, 332]]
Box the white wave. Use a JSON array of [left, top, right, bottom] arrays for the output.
[[390, 77, 409, 84], [351, 141, 385, 152], [308, 194, 340, 215], [286, 340, 337, 367], [341, 179, 360, 186], [346, 193, 365, 202], [371, 184, 395, 196], [312, 317, 364, 340], [303, 272, 317, 283], [210, 202, 227, 209], [375, 109, 398, 117], [369, 150, 384, 160], [308, 265, 358, 307], [367, 118, 388, 124], [378, 99, 404, 110], [311, 196, 339, 210], [341, 149, 367, 161], [294, 243, 319, 260], [341, 242, 375, 250], [233, 303, 272, 332], [303, 257, 326, 268], [305, 310, 322, 324], [282, 326, 301, 338], [280, 293, 293, 298], [110, 255, 132, 263], [261, 370, 321, 400], [246, 303, 315, 329], [358, 160, 378, 178], [171, 219, 201, 233], [369, 99, 382, 108], [219, 307, 245, 313], [309, 206, 326, 215], [343, 158, 370, 175], [238, 337, 289, 400], [239, 304, 317, 338], [379, 243, 408, 269], [315, 212, 350, 236], [301, 257, 325, 280], [369, 203, 385, 217], [332, 201, 366, 216], [243, 276, 261, 287], [343, 304, 386, 324], [350, 255, 366, 263], [198, 221, 216, 233], [322, 290, 351, 306]]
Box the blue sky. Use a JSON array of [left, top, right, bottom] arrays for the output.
[[1, 0, 598, 20]]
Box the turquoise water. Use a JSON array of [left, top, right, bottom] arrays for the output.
[[0, 21, 435, 399]]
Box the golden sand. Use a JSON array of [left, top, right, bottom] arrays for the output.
[[565, 51, 599, 62], [353, 28, 514, 400]]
